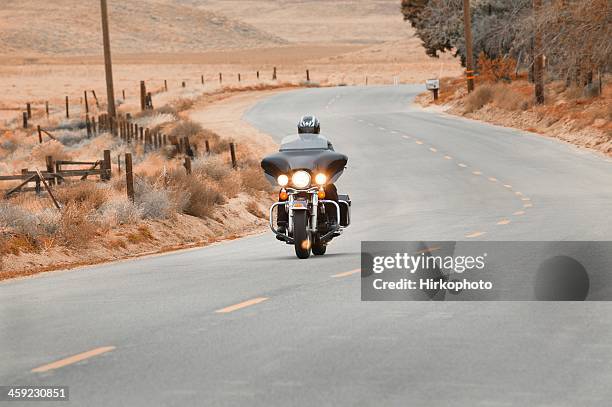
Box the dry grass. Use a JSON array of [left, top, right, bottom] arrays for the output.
[[126, 225, 155, 244], [55, 202, 100, 248], [246, 200, 266, 219], [464, 85, 495, 113], [55, 181, 109, 210]]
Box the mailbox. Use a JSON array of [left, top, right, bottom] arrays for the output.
[[425, 79, 440, 90]]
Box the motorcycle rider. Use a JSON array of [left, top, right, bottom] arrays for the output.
[[277, 115, 339, 236]]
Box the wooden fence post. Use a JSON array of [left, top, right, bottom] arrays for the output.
[[103, 149, 112, 181], [184, 156, 192, 175], [273, 67, 277, 80], [26, 103, 32, 119], [86, 115, 92, 137], [164, 80, 168, 91], [45, 101, 49, 118], [201, 75, 204, 84], [238, 73, 241, 82], [45, 156, 55, 186], [92, 116, 97, 135], [122, 89, 126, 100], [230, 143, 237, 169], [162, 134, 167, 146], [125, 153, 134, 202], [65, 96, 69, 118], [117, 154, 121, 173], [219, 73, 222, 84], [22, 112, 28, 129], [140, 80, 146, 111], [257, 71, 260, 80], [205, 140, 210, 154], [37, 125, 43, 143], [84, 90, 89, 114], [306, 69, 310, 81], [182, 81, 186, 88], [184, 136, 192, 157]]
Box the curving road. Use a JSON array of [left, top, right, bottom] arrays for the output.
[[1, 85, 612, 406]]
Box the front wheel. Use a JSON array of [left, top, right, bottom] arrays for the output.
[[293, 210, 311, 259], [312, 235, 327, 256]]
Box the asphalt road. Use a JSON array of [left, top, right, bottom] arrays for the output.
[[2, 85, 612, 406]]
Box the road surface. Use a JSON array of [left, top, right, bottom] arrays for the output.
[[2, 85, 612, 406]]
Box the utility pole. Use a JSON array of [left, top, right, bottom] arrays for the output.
[[100, 0, 116, 117], [533, 0, 545, 104], [462, 0, 475, 92]]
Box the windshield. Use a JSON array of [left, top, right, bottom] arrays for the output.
[[279, 134, 331, 151]]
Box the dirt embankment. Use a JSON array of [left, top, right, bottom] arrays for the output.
[[0, 86, 287, 281], [416, 77, 612, 156]]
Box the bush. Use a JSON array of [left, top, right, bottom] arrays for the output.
[[138, 189, 174, 220], [464, 85, 495, 113], [240, 167, 273, 193], [170, 120, 203, 139], [55, 181, 109, 210], [478, 53, 517, 83], [193, 156, 232, 182], [0, 202, 40, 238], [56, 202, 99, 247], [492, 87, 530, 111], [98, 198, 143, 225]]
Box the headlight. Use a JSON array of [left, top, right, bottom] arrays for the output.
[[291, 170, 311, 188], [315, 173, 327, 185], [277, 174, 289, 187]]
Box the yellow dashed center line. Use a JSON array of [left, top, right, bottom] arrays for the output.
[[429, 147, 437, 152], [488, 177, 498, 182], [524, 203, 533, 208], [465, 231, 486, 238], [503, 184, 513, 189], [331, 269, 361, 278], [31, 346, 115, 373], [378, 127, 386, 131], [472, 171, 482, 175], [513, 210, 525, 215], [414, 246, 441, 254], [444, 155, 453, 160], [515, 191, 523, 196], [521, 197, 531, 201], [402, 135, 411, 140], [497, 219, 511, 225], [415, 140, 423, 144], [458, 163, 467, 168], [215, 297, 269, 313]]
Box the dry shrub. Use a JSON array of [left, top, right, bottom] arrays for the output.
[[98, 197, 143, 225], [31, 140, 73, 162], [464, 85, 495, 113], [0, 131, 22, 153], [170, 120, 203, 139], [172, 98, 194, 112], [240, 166, 273, 193], [193, 156, 231, 182], [478, 53, 517, 83], [126, 225, 154, 244], [168, 169, 226, 218], [138, 189, 174, 220], [492, 87, 531, 111], [0, 234, 39, 255], [246, 200, 266, 219], [56, 203, 98, 247], [55, 181, 109, 210], [0, 202, 40, 238]]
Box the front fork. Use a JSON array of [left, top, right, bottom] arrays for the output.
[[269, 191, 341, 243]]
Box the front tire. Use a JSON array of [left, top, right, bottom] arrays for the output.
[[293, 211, 311, 259], [312, 235, 327, 256]]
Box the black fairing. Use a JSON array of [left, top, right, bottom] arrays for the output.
[[261, 150, 348, 180]]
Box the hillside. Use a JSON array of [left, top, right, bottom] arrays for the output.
[[0, 0, 411, 57], [0, 0, 287, 56]]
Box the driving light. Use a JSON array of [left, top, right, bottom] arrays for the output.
[[291, 170, 311, 188], [315, 173, 327, 185], [277, 174, 289, 187], [317, 188, 326, 199]]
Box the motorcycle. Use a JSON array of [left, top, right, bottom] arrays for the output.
[[261, 133, 351, 259]]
